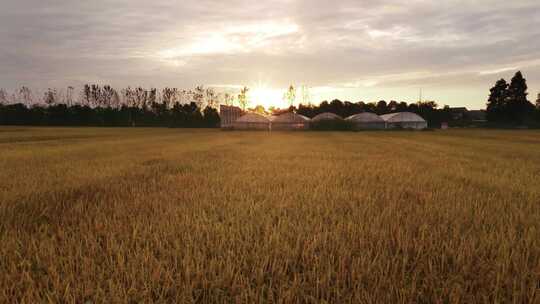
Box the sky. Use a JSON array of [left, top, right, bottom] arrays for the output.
[[1, 0, 540, 109]]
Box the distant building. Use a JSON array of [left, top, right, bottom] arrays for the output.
[[380, 112, 428, 129], [449, 107, 468, 121], [311, 112, 343, 122], [232, 113, 270, 130], [345, 112, 386, 130], [271, 112, 311, 130], [448, 107, 487, 125], [467, 110, 487, 122], [220, 105, 243, 129]]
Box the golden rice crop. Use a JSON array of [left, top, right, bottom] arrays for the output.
[[1, 127, 539, 303]]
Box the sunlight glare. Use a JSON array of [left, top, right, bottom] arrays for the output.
[[248, 86, 286, 110]]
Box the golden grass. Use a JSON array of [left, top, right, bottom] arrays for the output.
[[1, 127, 539, 303]]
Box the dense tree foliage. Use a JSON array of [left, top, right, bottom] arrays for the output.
[[486, 79, 509, 122], [0, 85, 220, 128], [536, 93, 540, 122], [486, 71, 536, 125]]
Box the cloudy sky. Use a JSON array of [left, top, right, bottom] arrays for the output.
[[1, 0, 540, 109]]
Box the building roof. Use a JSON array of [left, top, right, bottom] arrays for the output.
[[311, 112, 343, 122], [380, 112, 426, 123], [467, 110, 487, 121], [220, 104, 243, 113], [449, 107, 468, 112], [236, 113, 270, 123], [345, 112, 384, 122], [272, 112, 311, 123]]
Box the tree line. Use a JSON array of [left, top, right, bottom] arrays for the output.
[[486, 71, 539, 125], [1, 74, 539, 128], [0, 85, 221, 127]]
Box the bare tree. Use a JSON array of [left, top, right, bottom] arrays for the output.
[[43, 88, 58, 105], [193, 85, 205, 109], [284, 85, 296, 108], [0, 89, 8, 105], [223, 93, 233, 106], [206, 87, 219, 108], [238, 86, 249, 111], [301, 85, 311, 105], [101, 85, 118, 108], [81, 84, 92, 106], [134, 87, 148, 109], [162, 87, 178, 109], [90, 85, 100, 107], [123, 87, 136, 108], [18, 86, 33, 105], [148, 88, 157, 104], [65, 86, 74, 106]]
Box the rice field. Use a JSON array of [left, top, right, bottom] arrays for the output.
[[1, 127, 539, 303]]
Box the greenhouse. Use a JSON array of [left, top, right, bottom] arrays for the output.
[[271, 112, 311, 130], [310, 112, 348, 130], [220, 105, 243, 129], [232, 113, 270, 130], [380, 112, 428, 129], [311, 112, 343, 122], [345, 112, 386, 130]]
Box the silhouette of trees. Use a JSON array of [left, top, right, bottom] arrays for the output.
[[193, 86, 205, 109], [206, 87, 219, 109], [300, 85, 311, 106], [0, 89, 8, 105], [223, 93, 234, 106], [5, 77, 539, 128], [507, 71, 534, 124], [238, 87, 249, 111], [284, 85, 296, 108], [202, 106, 220, 127], [486, 71, 535, 125], [376, 100, 388, 115], [18, 86, 33, 105], [486, 79, 508, 122], [43, 88, 58, 105], [0, 84, 221, 127], [535, 93, 540, 123]]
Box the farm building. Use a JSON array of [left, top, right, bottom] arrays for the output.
[[232, 113, 270, 130], [380, 112, 428, 129], [220, 105, 243, 129], [311, 112, 348, 130], [271, 112, 311, 130], [345, 112, 386, 130]]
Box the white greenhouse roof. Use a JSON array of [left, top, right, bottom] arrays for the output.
[[380, 112, 426, 123], [272, 112, 311, 123], [236, 113, 270, 123], [312, 112, 343, 122], [345, 112, 384, 122]]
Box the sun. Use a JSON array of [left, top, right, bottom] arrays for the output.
[[248, 85, 286, 110]]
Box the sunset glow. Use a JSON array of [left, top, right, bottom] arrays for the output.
[[248, 85, 286, 109]]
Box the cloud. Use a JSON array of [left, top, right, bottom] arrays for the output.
[[479, 67, 520, 76], [0, 0, 539, 108], [158, 20, 300, 59]]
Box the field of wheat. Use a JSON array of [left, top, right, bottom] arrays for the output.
[[0, 127, 539, 303]]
